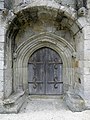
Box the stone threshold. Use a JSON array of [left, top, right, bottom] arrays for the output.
[[0, 91, 26, 113], [29, 95, 64, 100]]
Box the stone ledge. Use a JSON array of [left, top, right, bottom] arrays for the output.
[[3, 91, 25, 104], [0, 91, 26, 113], [85, 100, 90, 110], [64, 91, 85, 112]]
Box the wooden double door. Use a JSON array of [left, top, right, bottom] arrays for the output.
[[28, 47, 63, 95]]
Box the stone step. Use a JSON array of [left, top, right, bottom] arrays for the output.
[[2, 91, 26, 113]]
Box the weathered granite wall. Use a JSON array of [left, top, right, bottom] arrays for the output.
[[83, 0, 90, 109], [0, 0, 5, 100], [0, 0, 89, 113]]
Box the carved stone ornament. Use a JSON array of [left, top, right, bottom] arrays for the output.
[[13, 52, 17, 59], [78, 7, 87, 16]]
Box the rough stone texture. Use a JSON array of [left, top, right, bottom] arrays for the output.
[[65, 91, 85, 112], [83, 0, 90, 110], [0, 12, 5, 100], [0, 0, 89, 113], [13, 0, 75, 9], [0, 97, 90, 120], [1, 91, 25, 113]]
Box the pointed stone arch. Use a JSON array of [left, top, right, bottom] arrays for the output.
[[4, 1, 86, 112], [13, 32, 75, 93]]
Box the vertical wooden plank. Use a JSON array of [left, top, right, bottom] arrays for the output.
[[28, 48, 45, 95], [46, 48, 63, 95], [28, 47, 63, 95]]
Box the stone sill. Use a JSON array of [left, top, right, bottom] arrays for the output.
[[3, 91, 25, 105], [0, 91, 26, 113]]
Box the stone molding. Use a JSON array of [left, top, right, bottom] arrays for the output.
[[13, 32, 75, 93], [3, 2, 88, 112]]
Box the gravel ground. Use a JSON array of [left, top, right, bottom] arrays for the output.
[[0, 96, 90, 120], [0, 110, 90, 120]]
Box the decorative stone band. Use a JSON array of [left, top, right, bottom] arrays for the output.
[[4, 1, 88, 112], [13, 32, 75, 93]]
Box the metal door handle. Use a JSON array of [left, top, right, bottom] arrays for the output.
[[28, 81, 43, 89], [47, 77, 63, 89]]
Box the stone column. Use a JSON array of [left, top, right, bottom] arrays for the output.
[[0, 1, 5, 100], [83, 0, 90, 109]]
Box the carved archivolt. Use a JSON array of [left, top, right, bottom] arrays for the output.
[[5, 3, 85, 97], [13, 33, 75, 93]]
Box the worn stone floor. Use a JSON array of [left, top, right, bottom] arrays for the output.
[[20, 95, 68, 113], [0, 95, 90, 120]]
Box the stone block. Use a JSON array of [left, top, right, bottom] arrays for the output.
[[61, 0, 74, 5], [0, 1, 4, 10], [74, 82, 84, 97], [84, 40, 90, 51], [0, 57, 4, 61], [0, 81, 4, 92], [0, 75, 4, 82], [61, 18, 68, 27], [76, 67, 84, 74], [0, 35, 4, 42], [0, 92, 4, 99], [0, 27, 4, 36], [4, 76, 12, 98], [68, 19, 74, 27], [84, 74, 90, 81], [84, 67, 90, 74], [85, 34, 90, 41], [85, 100, 90, 110], [83, 26, 90, 39], [84, 85, 90, 92], [84, 91, 90, 109], [75, 33, 81, 41], [14, 0, 22, 6], [64, 30, 71, 37], [84, 86, 90, 94], [0, 60, 4, 69], [3, 91, 26, 113], [84, 61, 90, 67], [87, 3, 90, 9], [64, 92, 85, 112], [0, 42, 4, 52], [49, 1, 59, 9], [76, 17, 87, 28], [76, 41, 84, 52], [70, 23, 80, 34], [0, 52, 4, 58], [76, 51, 84, 60], [84, 91, 90, 99], [84, 75, 90, 90], [64, 8, 74, 19], [78, 61, 84, 68], [84, 51, 90, 60], [0, 69, 3, 77]]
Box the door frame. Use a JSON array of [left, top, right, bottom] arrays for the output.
[[13, 32, 75, 94]]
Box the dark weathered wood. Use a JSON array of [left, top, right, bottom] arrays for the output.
[[28, 47, 63, 95]]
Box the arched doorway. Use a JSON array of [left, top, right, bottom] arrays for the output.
[[3, 1, 86, 112], [28, 47, 63, 95], [12, 32, 75, 94]]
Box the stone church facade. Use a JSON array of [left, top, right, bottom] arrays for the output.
[[0, 0, 90, 113]]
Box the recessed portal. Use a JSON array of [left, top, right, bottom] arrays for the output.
[[28, 47, 63, 95]]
